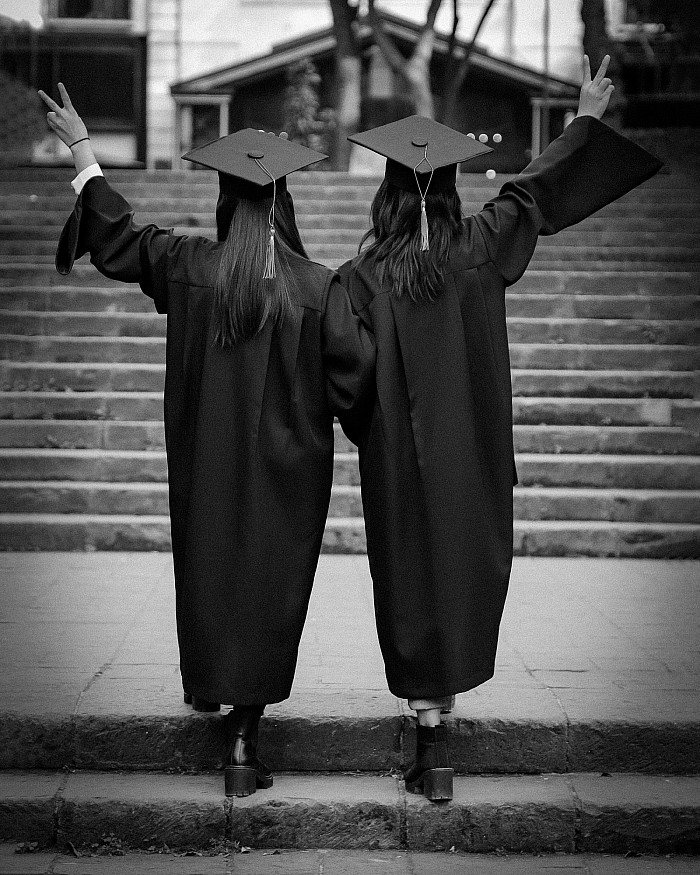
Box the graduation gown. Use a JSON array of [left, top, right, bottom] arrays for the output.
[[338, 117, 662, 700], [56, 176, 375, 705]]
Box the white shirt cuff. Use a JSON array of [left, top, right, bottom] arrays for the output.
[[71, 163, 104, 195]]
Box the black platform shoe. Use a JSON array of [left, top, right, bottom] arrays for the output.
[[224, 705, 273, 797], [183, 691, 221, 712], [403, 723, 454, 801]]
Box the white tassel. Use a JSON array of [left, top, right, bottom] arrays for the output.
[[420, 198, 429, 251], [263, 227, 276, 279]]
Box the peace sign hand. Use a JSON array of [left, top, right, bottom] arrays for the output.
[[577, 54, 615, 120], [38, 82, 88, 148]]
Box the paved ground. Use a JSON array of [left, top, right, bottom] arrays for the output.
[[0, 554, 698, 724], [1, 846, 699, 874]]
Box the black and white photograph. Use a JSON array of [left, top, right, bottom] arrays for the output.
[[0, 1, 698, 872]]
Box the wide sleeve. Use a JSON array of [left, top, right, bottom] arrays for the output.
[[473, 115, 663, 285], [321, 276, 376, 424], [55, 175, 183, 314]]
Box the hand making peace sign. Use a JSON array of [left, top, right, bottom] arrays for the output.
[[38, 82, 88, 148], [577, 54, 615, 120]]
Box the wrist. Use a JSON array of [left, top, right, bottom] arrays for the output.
[[70, 139, 97, 175]]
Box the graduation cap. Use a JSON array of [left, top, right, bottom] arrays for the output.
[[182, 129, 328, 277], [349, 115, 493, 250]]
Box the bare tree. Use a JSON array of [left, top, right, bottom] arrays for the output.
[[440, 0, 498, 126], [367, 0, 443, 118], [329, 0, 361, 169]]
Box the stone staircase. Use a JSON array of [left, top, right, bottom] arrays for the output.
[[0, 167, 699, 555]]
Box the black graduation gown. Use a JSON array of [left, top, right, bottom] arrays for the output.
[[338, 117, 662, 700], [56, 176, 375, 705]]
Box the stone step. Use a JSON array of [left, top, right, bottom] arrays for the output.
[[1, 165, 686, 182], [2, 420, 698, 456], [5, 219, 700, 247], [4, 238, 699, 267], [2, 691, 699, 775], [0, 362, 695, 398], [5, 233, 700, 258], [1, 392, 694, 427], [2, 264, 696, 292], [2, 336, 698, 374], [5, 214, 700, 238], [3, 287, 699, 320], [6, 252, 699, 272], [0, 177, 692, 200], [0, 513, 696, 555], [0, 449, 697, 489], [2, 481, 698, 523], [2, 311, 697, 344], [3, 770, 699, 854]]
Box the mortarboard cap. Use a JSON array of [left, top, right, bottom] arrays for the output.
[[183, 130, 327, 279], [348, 115, 493, 194], [182, 128, 328, 201]]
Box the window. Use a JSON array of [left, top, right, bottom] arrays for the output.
[[46, 1, 130, 21]]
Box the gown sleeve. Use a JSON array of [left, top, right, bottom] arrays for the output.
[[473, 115, 663, 286], [321, 276, 376, 425], [55, 175, 184, 314]]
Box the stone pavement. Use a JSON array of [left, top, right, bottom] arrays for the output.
[[0, 553, 698, 732], [1, 555, 699, 863], [1, 845, 700, 875]]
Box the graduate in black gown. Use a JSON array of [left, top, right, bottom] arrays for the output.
[[338, 56, 662, 801], [39, 84, 375, 798]]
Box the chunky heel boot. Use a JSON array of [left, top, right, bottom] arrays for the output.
[[403, 723, 453, 801], [224, 705, 273, 798]]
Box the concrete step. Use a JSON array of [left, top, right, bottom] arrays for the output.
[[5, 242, 700, 268], [0, 449, 697, 489], [2, 335, 697, 371], [2, 220, 698, 251], [2, 335, 698, 373], [1, 420, 698, 456], [6, 253, 700, 272], [6, 220, 700, 248], [0, 481, 362, 519], [2, 287, 699, 320], [2, 770, 699, 854], [0, 362, 695, 398], [1, 392, 694, 427], [2, 265, 696, 292], [3, 481, 697, 523], [2, 699, 699, 776], [1, 513, 697, 555], [5, 213, 700, 236], [13, 167, 685, 185], [3, 311, 697, 344]]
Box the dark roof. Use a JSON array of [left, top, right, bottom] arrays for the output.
[[171, 11, 579, 96]]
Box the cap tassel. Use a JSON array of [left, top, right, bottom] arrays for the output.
[[413, 144, 435, 255], [263, 227, 276, 280], [420, 198, 429, 251], [254, 156, 277, 280]]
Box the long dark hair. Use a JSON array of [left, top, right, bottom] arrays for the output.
[[213, 189, 308, 346], [358, 180, 463, 302]]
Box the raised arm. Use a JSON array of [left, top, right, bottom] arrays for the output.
[[39, 83, 178, 313], [472, 56, 662, 286]]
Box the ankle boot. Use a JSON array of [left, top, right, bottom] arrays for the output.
[[403, 723, 453, 801], [224, 705, 273, 797]]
